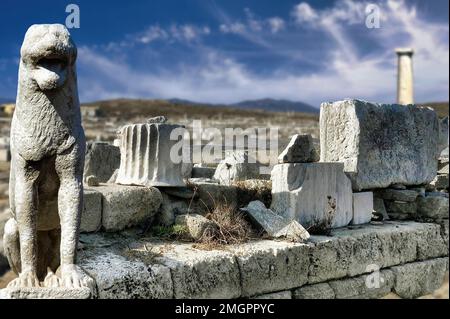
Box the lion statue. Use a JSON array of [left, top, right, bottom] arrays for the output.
[[3, 24, 92, 289]]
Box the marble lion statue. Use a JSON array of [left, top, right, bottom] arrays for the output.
[[3, 24, 92, 289]]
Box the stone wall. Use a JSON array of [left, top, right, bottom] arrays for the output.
[[75, 220, 448, 299]]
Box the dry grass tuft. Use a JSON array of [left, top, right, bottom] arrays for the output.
[[148, 224, 191, 241], [196, 203, 257, 249]]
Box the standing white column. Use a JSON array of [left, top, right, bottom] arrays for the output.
[[396, 48, 414, 105]]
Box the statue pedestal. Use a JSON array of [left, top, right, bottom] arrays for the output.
[[0, 286, 93, 299]]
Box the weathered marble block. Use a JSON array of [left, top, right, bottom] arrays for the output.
[[270, 163, 353, 229], [91, 184, 162, 232], [116, 123, 186, 187], [278, 134, 319, 163], [0, 287, 93, 299], [320, 99, 440, 191], [351, 192, 373, 225], [84, 141, 120, 183], [80, 189, 102, 233], [213, 151, 260, 185]]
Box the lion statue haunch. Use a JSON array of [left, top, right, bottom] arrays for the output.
[[3, 24, 92, 290]]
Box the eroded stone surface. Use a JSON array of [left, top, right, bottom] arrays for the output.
[[86, 175, 99, 187], [417, 194, 449, 220], [293, 283, 335, 299], [84, 142, 120, 183], [189, 179, 238, 211], [278, 134, 319, 163], [271, 163, 353, 228], [392, 258, 448, 299], [375, 189, 419, 202], [72, 221, 448, 299], [253, 291, 292, 299], [94, 184, 162, 232], [242, 200, 310, 241], [232, 240, 309, 297], [0, 287, 93, 299], [320, 99, 440, 190], [308, 222, 446, 283], [385, 201, 417, 220], [351, 192, 373, 225], [328, 269, 394, 299], [155, 192, 189, 226], [6, 24, 93, 289], [80, 188, 102, 233], [116, 123, 186, 187], [213, 151, 260, 185], [79, 249, 173, 299], [154, 244, 241, 299], [175, 214, 217, 241]]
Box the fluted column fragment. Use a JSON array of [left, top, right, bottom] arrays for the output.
[[116, 123, 186, 187]]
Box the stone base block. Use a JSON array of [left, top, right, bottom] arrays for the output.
[[271, 163, 353, 228], [80, 189, 102, 233], [392, 258, 448, 299], [351, 192, 373, 225], [0, 287, 92, 299], [90, 184, 162, 232]]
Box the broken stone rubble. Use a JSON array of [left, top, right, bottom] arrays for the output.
[[277, 134, 319, 163], [84, 141, 120, 183], [213, 151, 260, 185], [242, 200, 310, 242], [175, 214, 218, 241]]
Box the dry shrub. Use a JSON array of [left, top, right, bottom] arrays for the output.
[[197, 203, 256, 248]]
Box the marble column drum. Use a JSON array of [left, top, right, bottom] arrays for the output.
[[116, 123, 186, 187]]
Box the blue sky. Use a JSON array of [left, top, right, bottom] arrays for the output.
[[0, 0, 448, 107]]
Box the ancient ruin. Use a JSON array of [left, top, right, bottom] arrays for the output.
[[0, 24, 448, 300], [116, 121, 186, 187], [320, 99, 440, 191], [396, 48, 414, 105]]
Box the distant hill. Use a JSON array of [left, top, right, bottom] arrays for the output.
[[83, 98, 319, 122], [232, 98, 318, 113], [167, 97, 318, 113]]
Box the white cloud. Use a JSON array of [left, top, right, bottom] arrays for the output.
[[292, 3, 318, 23], [77, 46, 394, 105], [77, 0, 448, 106], [137, 25, 168, 44], [267, 17, 285, 34], [244, 8, 263, 32], [289, 0, 449, 102], [219, 22, 246, 34], [169, 24, 210, 42], [219, 9, 285, 35]]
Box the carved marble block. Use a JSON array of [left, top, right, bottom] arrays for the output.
[[270, 163, 353, 229], [116, 122, 186, 187], [320, 99, 440, 191]]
